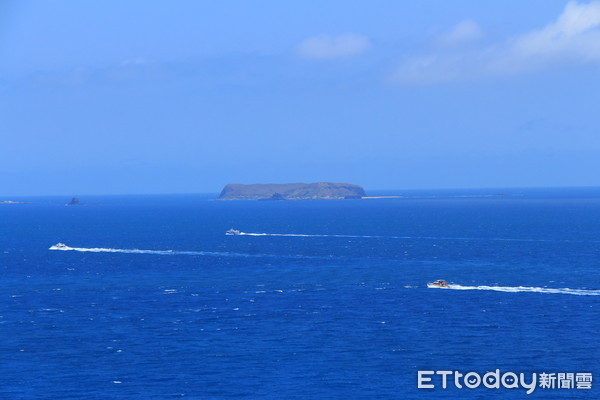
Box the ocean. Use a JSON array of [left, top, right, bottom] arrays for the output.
[[1, 188, 599, 399]]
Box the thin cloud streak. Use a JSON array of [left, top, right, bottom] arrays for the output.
[[437, 19, 483, 46], [296, 33, 370, 60]]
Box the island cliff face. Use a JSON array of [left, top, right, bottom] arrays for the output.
[[218, 182, 366, 200]]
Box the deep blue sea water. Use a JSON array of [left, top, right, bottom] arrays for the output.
[[1, 188, 599, 399]]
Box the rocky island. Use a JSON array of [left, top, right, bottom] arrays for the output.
[[218, 182, 366, 200]]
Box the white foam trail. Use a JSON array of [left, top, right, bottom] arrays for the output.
[[236, 231, 383, 238], [48, 244, 324, 259], [50, 244, 176, 255], [230, 231, 598, 243], [442, 284, 600, 296]]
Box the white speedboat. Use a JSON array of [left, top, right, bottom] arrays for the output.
[[225, 229, 242, 235], [49, 243, 69, 250], [427, 279, 449, 288]]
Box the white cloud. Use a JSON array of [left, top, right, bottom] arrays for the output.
[[512, 1, 600, 60], [392, 1, 600, 84], [296, 34, 370, 60], [438, 20, 483, 46]]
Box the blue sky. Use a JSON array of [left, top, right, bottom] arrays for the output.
[[2, 0, 600, 195]]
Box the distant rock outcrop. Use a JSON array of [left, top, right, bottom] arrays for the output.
[[218, 182, 366, 200], [67, 197, 80, 206]]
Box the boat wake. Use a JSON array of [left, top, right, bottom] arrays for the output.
[[226, 230, 599, 244], [233, 231, 367, 238], [444, 284, 600, 296], [48, 243, 324, 260]]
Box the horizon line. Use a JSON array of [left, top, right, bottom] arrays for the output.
[[2, 184, 600, 198]]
